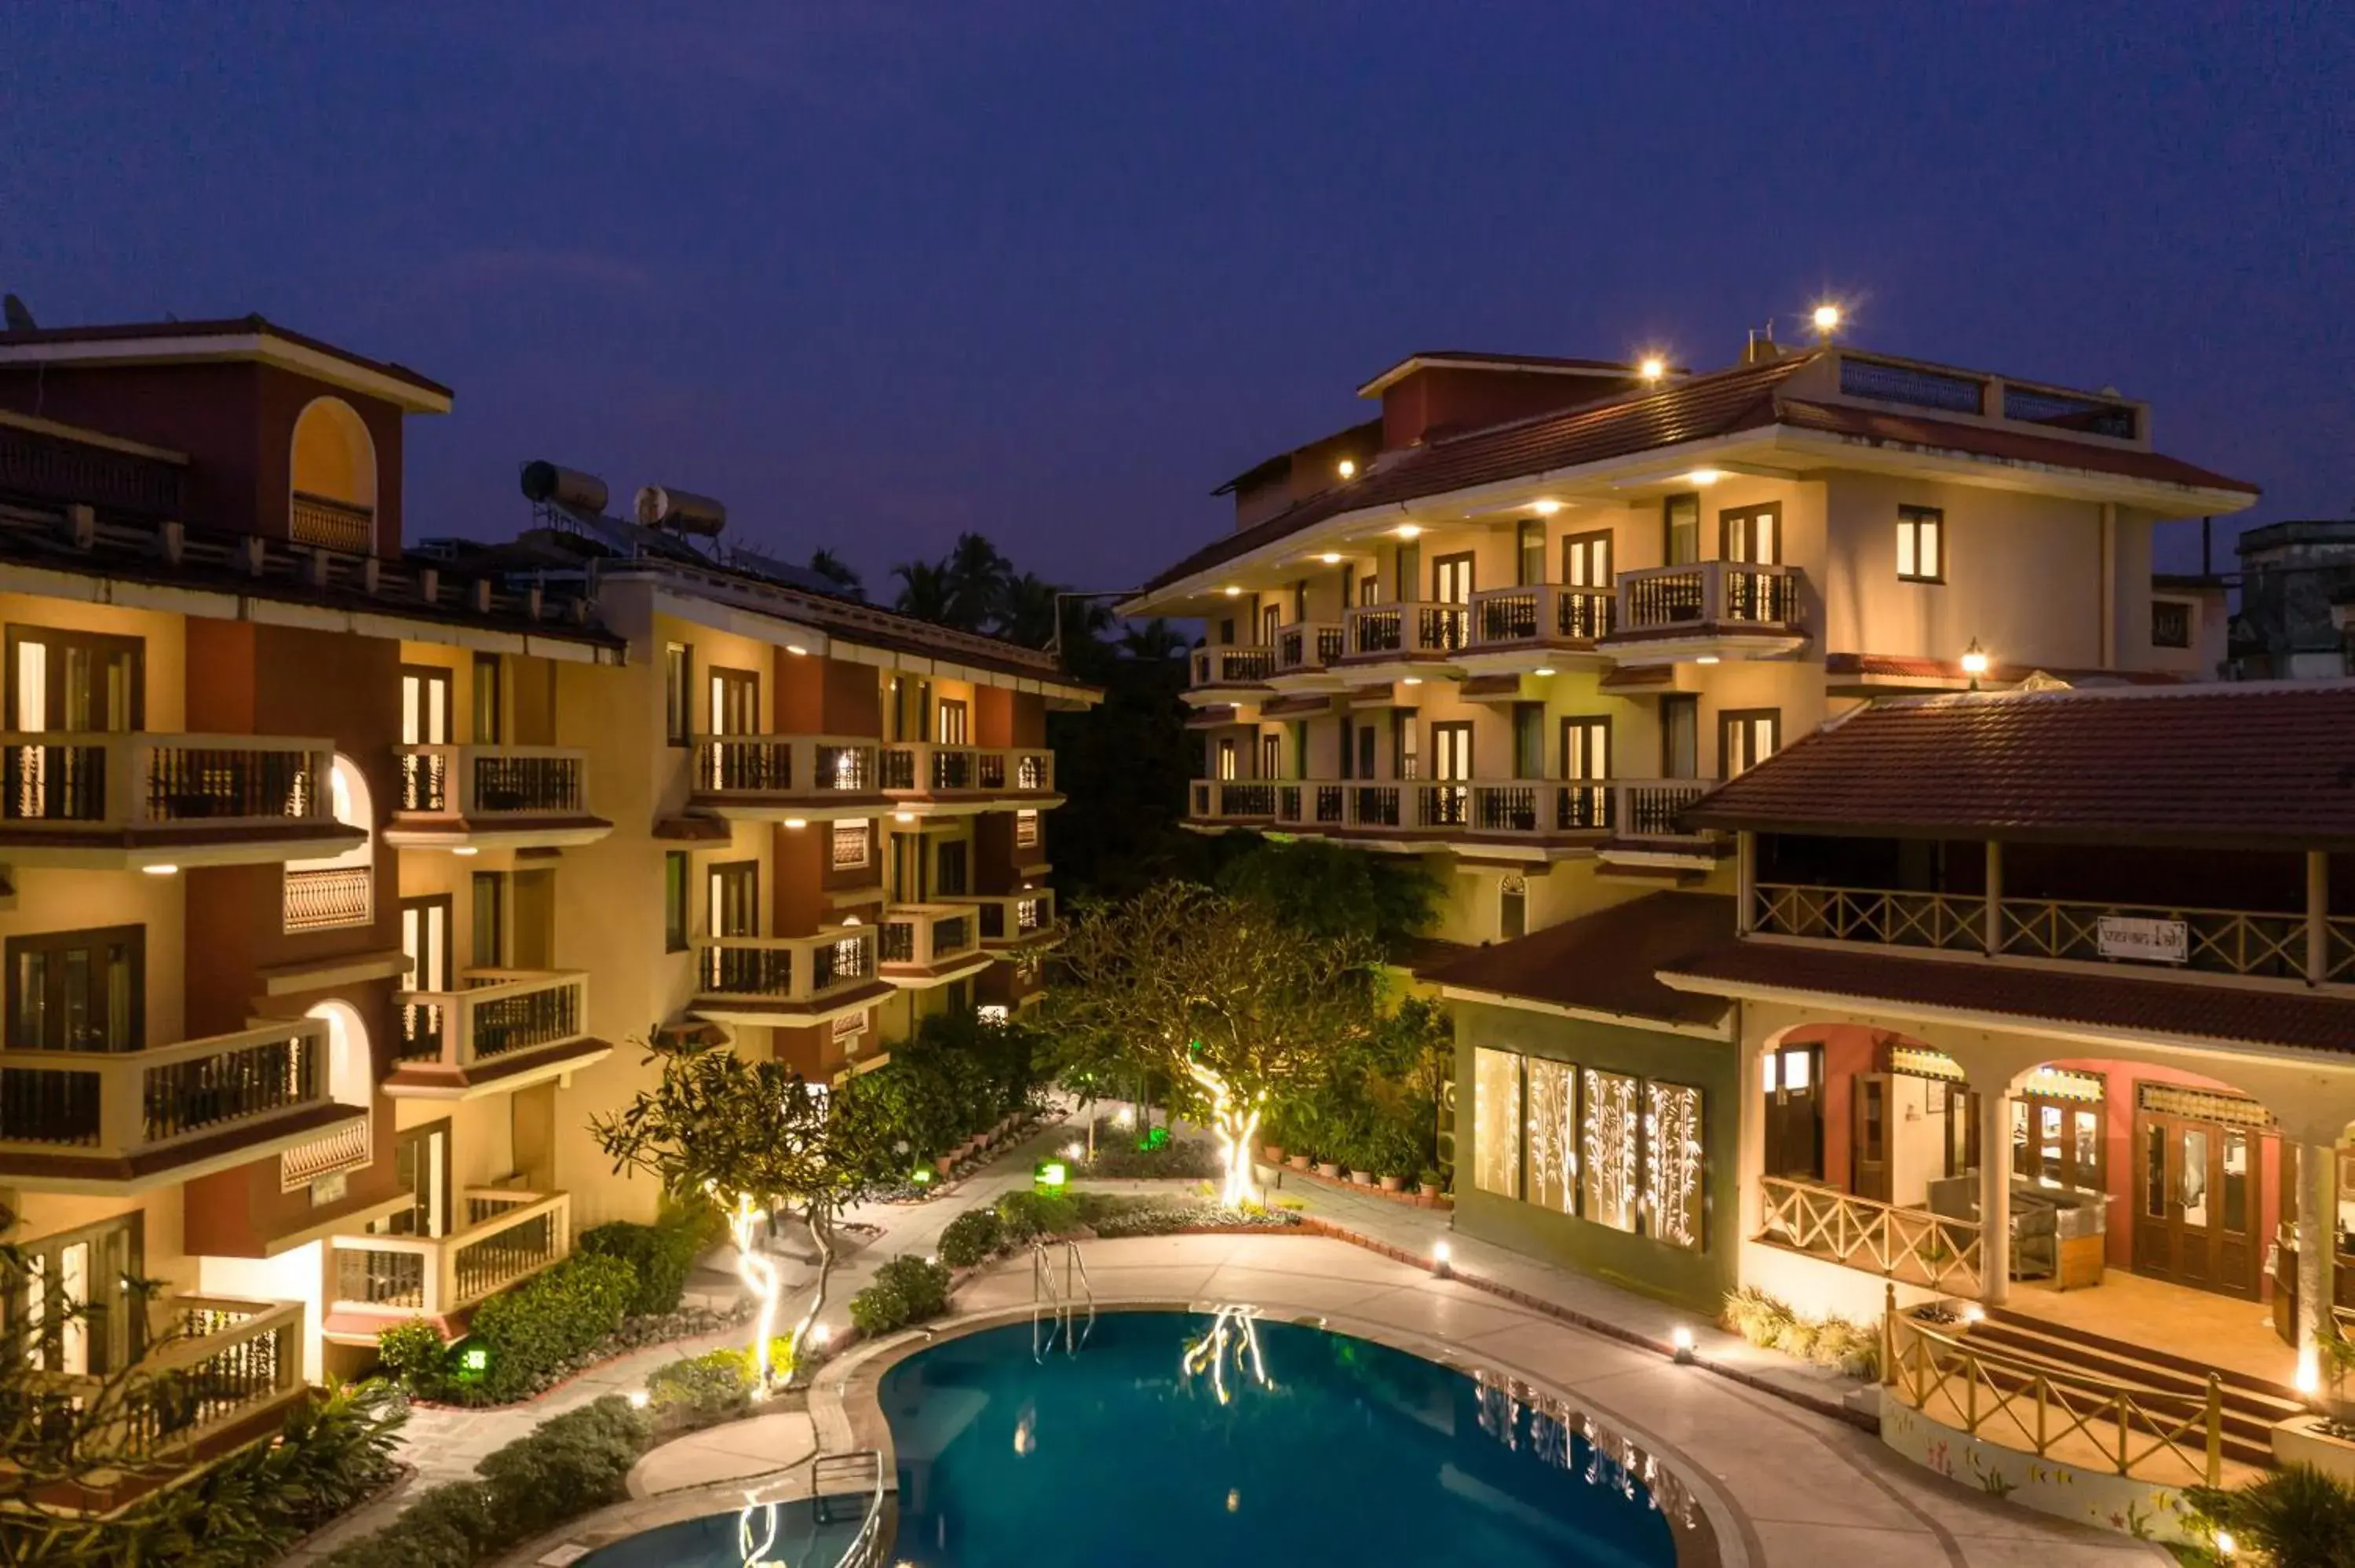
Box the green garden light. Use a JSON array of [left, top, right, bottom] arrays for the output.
[[1035, 1159, 1068, 1189]]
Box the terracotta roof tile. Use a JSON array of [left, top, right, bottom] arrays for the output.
[[1662, 941, 2355, 1057], [1685, 684, 2355, 847], [1415, 892, 1735, 1029]]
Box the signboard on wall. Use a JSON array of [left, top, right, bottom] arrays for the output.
[[2096, 914, 2189, 965]]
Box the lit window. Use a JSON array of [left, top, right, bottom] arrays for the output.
[[1015, 808, 1040, 848], [1643, 1081, 1704, 1250], [1580, 1069, 1641, 1233], [1525, 1058, 1576, 1214], [1897, 506, 1944, 583], [1473, 1048, 1522, 1198]]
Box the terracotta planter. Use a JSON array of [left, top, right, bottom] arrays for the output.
[[1316, 1161, 1342, 1180], [1350, 1170, 1376, 1187], [1378, 1174, 1405, 1192], [1418, 1183, 1443, 1201], [1262, 1145, 1285, 1165], [1287, 1154, 1311, 1170]]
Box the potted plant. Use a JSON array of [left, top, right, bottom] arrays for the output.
[[1316, 1155, 1343, 1180], [1416, 1168, 1444, 1201], [1378, 1172, 1405, 1193], [1287, 1151, 1311, 1170]]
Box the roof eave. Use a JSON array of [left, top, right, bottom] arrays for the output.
[[1764, 427, 2258, 516]]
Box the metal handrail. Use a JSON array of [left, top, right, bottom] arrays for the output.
[[1031, 1238, 1094, 1360]]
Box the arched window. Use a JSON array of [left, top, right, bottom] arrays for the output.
[[284, 754, 375, 932], [288, 397, 378, 552], [1499, 873, 1528, 943], [303, 998, 373, 1110]]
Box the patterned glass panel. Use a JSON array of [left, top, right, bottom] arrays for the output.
[[1581, 1069, 1641, 1233], [1525, 1058, 1578, 1214], [1473, 1048, 1522, 1198], [1643, 1081, 1704, 1250]]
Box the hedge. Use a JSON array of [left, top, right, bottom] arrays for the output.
[[848, 1256, 951, 1337], [450, 1253, 635, 1403], [577, 1211, 707, 1318]]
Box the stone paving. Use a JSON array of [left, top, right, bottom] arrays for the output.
[[297, 1123, 2174, 1566]]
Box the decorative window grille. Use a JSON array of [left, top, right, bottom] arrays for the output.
[[1642, 1081, 1704, 1250], [1472, 1048, 1522, 1198], [831, 821, 871, 870], [1579, 1070, 1641, 1233], [1524, 1059, 1577, 1214]]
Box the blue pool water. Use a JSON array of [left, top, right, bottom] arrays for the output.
[[882, 1311, 1693, 1567], [579, 1310, 1701, 1566]]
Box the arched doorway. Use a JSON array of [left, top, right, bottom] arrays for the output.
[[283, 755, 374, 933], [288, 396, 377, 552]]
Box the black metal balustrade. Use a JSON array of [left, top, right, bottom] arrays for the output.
[[147, 746, 319, 821], [143, 1033, 317, 1141], [399, 750, 447, 812], [703, 946, 792, 995], [471, 753, 582, 813], [468, 982, 579, 1059], [699, 740, 791, 792], [2, 743, 108, 822]]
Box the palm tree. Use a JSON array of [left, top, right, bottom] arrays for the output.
[[1119, 618, 1187, 662], [998, 571, 1067, 649], [892, 559, 955, 623], [806, 549, 864, 600], [940, 532, 1012, 633]]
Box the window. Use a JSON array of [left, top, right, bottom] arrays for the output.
[[709, 668, 760, 737], [9, 926, 141, 1052], [16, 1215, 143, 1375], [6, 627, 143, 731], [472, 654, 502, 744], [1499, 873, 1528, 943], [663, 644, 693, 745], [1510, 703, 1543, 779], [1525, 1057, 1575, 1212], [1432, 552, 1474, 605], [2152, 600, 2193, 650], [1663, 494, 1702, 567], [709, 862, 759, 939], [1896, 506, 1944, 582], [1580, 1068, 1642, 1233], [937, 698, 969, 746], [1644, 1081, 1706, 1249], [663, 853, 690, 953], [399, 665, 452, 746], [400, 895, 453, 991], [1718, 709, 1780, 779], [1216, 738, 1237, 781], [831, 821, 871, 872], [1259, 603, 1280, 646], [1358, 575, 1379, 607], [1258, 731, 1280, 781], [1516, 520, 1546, 587], [1561, 531, 1612, 588], [1560, 717, 1611, 781], [469, 872, 505, 968], [935, 841, 969, 898], [1473, 1048, 1522, 1198], [1719, 503, 1781, 564], [1218, 618, 1235, 645], [1659, 695, 1700, 779], [1015, 808, 1040, 848]]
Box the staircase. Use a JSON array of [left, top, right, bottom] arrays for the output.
[[1970, 1307, 2302, 1471]]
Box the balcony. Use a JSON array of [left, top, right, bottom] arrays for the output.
[[878, 903, 991, 987], [690, 927, 889, 1026], [1258, 779, 1615, 852], [279, 1112, 372, 1193], [0, 732, 357, 870], [0, 1017, 365, 1192], [689, 735, 886, 822], [1338, 604, 1469, 676], [1598, 561, 1808, 663], [1269, 622, 1349, 689], [385, 745, 611, 851], [1461, 585, 1618, 673], [326, 1189, 571, 1340], [954, 889, 1061, 951], [385, 970, 606, 1099], [878, 744, 1059, 816], [1598, 779, 1720, 866], [36, 1295, 309, 1494], [283, 864, 374, 933], [1187, 779, 1277, 828], [1185, 644, 1277, 705], [288, 490, 374, 553]]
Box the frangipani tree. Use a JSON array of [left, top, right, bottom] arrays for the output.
[[1047, 884, 1382, 1206], [593, 1031, 893, 1388]]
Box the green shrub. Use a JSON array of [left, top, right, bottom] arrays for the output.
[[458, 1253, 637, 1402], [1083, 1137, 1222, 1180], [2222, 1464, 2355, 1568], [849, 1256, 952, 1337], [993, 1188, 1078, 1242], [376, 1318, 447, 1392], [937, 1208, 1004, 1267], [645, 1346, 756, 1424], [579, 1205, 714, 1318], [1718, 1286, 1879, 1380]]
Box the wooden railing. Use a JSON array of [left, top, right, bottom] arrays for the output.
[[1610, 779, 1713, 841], [1343, 603, 1468, 658], [695, 928, 876, 1002], [2333, 917, 2355, 984], [396, 971, 587, 1067], [879, 904, 980, 973], [283, 864, 374, 933], [0, 732, 338, 832], [330, 1191, 571, 1318], [0, 1019, 334, 1161], [1466, 585, 1617, 646], [2001, 898, 2307, 979], [288, 490, 374, 553], [38, 1296, 305, 1462], [1758, 1175, 1984, 1295], [396, 745, 590, 818], [1753, 884, 1984, 953], [1612, 561, 1803, 633], [1273, 622, 1347, 673], [1886, 1306, 2223, 1486], [1189, 646, 1276, 686]]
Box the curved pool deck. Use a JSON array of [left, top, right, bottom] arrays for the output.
[[508, 1233, 2171, 1568]]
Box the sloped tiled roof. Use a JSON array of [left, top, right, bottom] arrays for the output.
[[1683, 684, 2355, 847], [1415, 892, 1736, 1029], [1661, 941, 2355, 1057], [1774, 399, 2258, 494]]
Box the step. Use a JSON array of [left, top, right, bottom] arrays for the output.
[[1983, 1307, 2306, 1409]]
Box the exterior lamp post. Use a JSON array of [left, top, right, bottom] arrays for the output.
[[1960, 637, 1989, 692]]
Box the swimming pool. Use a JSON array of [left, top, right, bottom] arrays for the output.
[[879, 1309, 1700, 1567], [572, 1494, 868, 1568]]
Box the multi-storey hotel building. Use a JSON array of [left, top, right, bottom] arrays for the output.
[[0, 315, 1085, 1467]]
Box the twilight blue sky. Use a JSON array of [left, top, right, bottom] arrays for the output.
[[3, 4, 2349, 589]]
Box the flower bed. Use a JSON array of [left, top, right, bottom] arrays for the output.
[[1263, 1156, 1450, 1210]]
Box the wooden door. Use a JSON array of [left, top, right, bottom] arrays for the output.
[[2134, 1112, 2261, 1300], [1763, 1042, 1824, 1180], [1852, 1073, 1893, 1203]]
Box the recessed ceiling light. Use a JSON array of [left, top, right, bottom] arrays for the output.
[[784, 818, 809, 829], [1402, 676, 1424, 686], [1531, 500, 1562, 516], [1533, 668, 1557, 677], [141, 863, 179, 877], [1695, 655, 1722, 665], [1396, 523, 1422, 540], [452, 846, 479, 857], [786, 644, 808, 656], [1319, 552, 1342, 565], [1686, 469, 1723, 485], [1223, 586, 1243, 597]]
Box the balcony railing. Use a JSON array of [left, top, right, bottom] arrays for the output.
[[280, 1112, 372, 1191], [695, 928, 877, 1004], [396, 745, 590, 819], [1609, 779, 1712, 842], [1758, 1175, 1984, 1296], [692, 736, 878, 799], [958, 890, 1057, 946], [1466, 585, 1618, 647], [0, 1018, 334, 1162], [1342, 604, 1467, 658], [878, 745, 1054, 798], [2000, 898, 2308, 979], [1752, 884, 1984, 954], [0, 732, 337, 833], [283, 864, 374, 933], [1268, 779, 1616, 837], [1273, 622, 1348, 674], [330, 1190, 571, 1320], [1188, 780, 1277, 823], [879, 904, 981, 975], [38, 1296, 306, 1464], [1188, 646, 1276, 687], [396, 971, 587, 1068], [1612, 561, 1804, 634], [1466, 781, 1615, 835], [288, 491, 374, 553]]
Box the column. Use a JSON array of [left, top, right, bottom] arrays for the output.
[[1978, 1088, 2011, 1307], [1983, 839, 2003, 956], [2298, 1138, 2337, 1395], [2308, 849, 2330, 986]]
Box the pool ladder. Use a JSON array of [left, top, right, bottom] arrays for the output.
[[1031, 1238, 1095, 1361]]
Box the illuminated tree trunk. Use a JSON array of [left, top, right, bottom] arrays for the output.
[[726, 1193, 783, 1392], [785, 1205, 835, 1384], [1186, 1061, 1264, 1209]]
